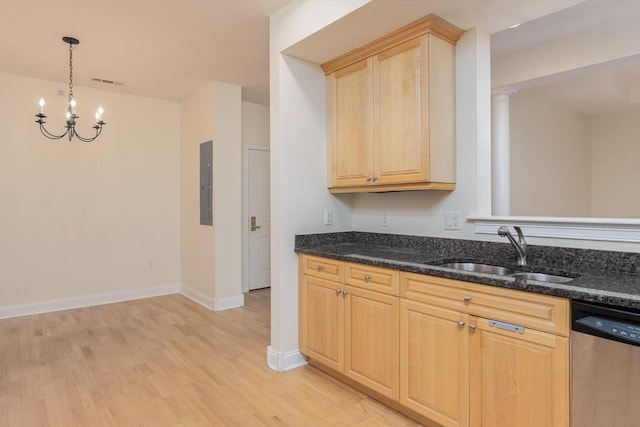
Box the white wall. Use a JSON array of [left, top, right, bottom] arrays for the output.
[[268, 0, 365, 371], [0, 72, 181, 314], [492, 11, 640, 251], [510, 90, 591, 216], [492, 14, 640, 90], [212, 83, 243, 307], [180, 82, 243, 309], [591, 110, 640, 218], [242, 101, 270, 147]]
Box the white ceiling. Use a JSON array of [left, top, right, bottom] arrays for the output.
[[2, 0, 635, 106], [0, 0, 290, 105]]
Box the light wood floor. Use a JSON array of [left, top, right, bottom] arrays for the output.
[[0, 290, 419, 426]]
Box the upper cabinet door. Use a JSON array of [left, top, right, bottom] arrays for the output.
[[327, 59, 373, 188], [373, 37, 428, 185], [323, 14, 463, 193]]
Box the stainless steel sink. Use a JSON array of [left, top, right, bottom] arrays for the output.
[[439, 262, 574, 284], [439, 262, 515, 276], [509, 272, 574, 284]]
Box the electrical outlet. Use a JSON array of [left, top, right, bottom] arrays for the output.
[[445, 211, 463, 230], [381, 212, 389, 227], [324, 209, 333, 226]]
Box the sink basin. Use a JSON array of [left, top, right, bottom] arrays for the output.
[[438, 262, 575, 284], [509, 272, 574, 284], [439, 262, 515, 276]]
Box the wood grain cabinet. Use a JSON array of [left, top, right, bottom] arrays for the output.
[[299, 256, 570, 427], [299, 256, 400, 400], [400, 272, 570, 427], [322, 15, 464, 193]]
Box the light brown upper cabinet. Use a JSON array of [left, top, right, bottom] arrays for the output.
[[323, 15, 464, 193]]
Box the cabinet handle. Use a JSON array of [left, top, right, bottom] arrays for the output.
[[316, 265, 324, 271], [372, 177, 378, 183], [457, 320, 465, 328], [463, 295, 472, 303], [335, 289, 342, 295], [364, 274, 371, 281], [366, 177, 373, 182], [468, 324, 476, 331], [342, 289, 348, 296], [489, 319, 525, 334]]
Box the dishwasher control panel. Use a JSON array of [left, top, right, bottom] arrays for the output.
[[575, 315, 640, 345]]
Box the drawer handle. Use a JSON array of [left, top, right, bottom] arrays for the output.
[[364, 274, 371, 281], [463, 295, 472, 303], [489, 319, 525, 334], [457, 320, 465, 328], [316, 265, 324, 271]]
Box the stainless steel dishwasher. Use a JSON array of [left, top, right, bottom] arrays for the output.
[[571, 300, 640, 427]]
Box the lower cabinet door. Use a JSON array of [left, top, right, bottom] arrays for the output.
[[469, 317, 569, 427], [400, 299, 470, 427], [344, 285, 400, 400], [300, 275, 344, 372]]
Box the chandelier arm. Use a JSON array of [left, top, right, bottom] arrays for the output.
[[73, 126, 103, 143], [38, 121, 70, 140]]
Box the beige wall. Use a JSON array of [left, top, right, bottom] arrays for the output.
[[180, 83, 216, 300], [180, 82, 243, 307], [212, 83, 242, 302], [0, 72, 181, 308], [510, 90, 591, 216], [242, 101, 270, 147], [591, 110, 640, 218]]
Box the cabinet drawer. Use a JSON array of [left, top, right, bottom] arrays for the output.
[[400, 272, 570, 336], [300, 255, 343, 281], [345, 262, 400, 296]]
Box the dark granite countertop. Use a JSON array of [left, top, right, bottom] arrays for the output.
[[295, 232, 640, 310]]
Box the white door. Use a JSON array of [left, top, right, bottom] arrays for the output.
[[248, 148, 270, 290]]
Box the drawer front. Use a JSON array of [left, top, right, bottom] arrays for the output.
[[300, 255, 343, 282], [400, 272, 569, 336], [345, 262, 400, 296]]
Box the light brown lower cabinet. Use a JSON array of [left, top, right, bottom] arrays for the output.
[[299, 256, 400, 400], [299, 255, 570, 427], [400, 299, 470, 427]]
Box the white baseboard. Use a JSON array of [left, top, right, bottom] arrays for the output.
[[179, 286, 245, 312], [267, 345, 308, 372], [213, 294, 244, 311], [180, 285, 215, 309], [0, 284, 180, 320]]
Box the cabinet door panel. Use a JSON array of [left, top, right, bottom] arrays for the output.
[[400, 300, 469, 427], [344, 286, 399, 400], [328, 59, 373, 187], [300, 276, 344, 371], [469, 318, 569, 427], [374, 37, 429, 184]]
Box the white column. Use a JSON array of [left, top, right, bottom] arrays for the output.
[[491, 88, 516, 216]]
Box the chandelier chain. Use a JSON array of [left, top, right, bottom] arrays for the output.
[[68, 42, 74, 102]]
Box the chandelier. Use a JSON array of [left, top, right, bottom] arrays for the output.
[[35, 36, 105, 142]]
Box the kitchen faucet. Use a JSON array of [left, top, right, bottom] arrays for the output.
[[497, 226, 527, 266]]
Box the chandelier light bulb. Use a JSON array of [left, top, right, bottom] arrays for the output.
[[39, 98, 45, 114]]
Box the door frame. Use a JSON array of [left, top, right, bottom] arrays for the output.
[[242, 144, 270, 293]]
